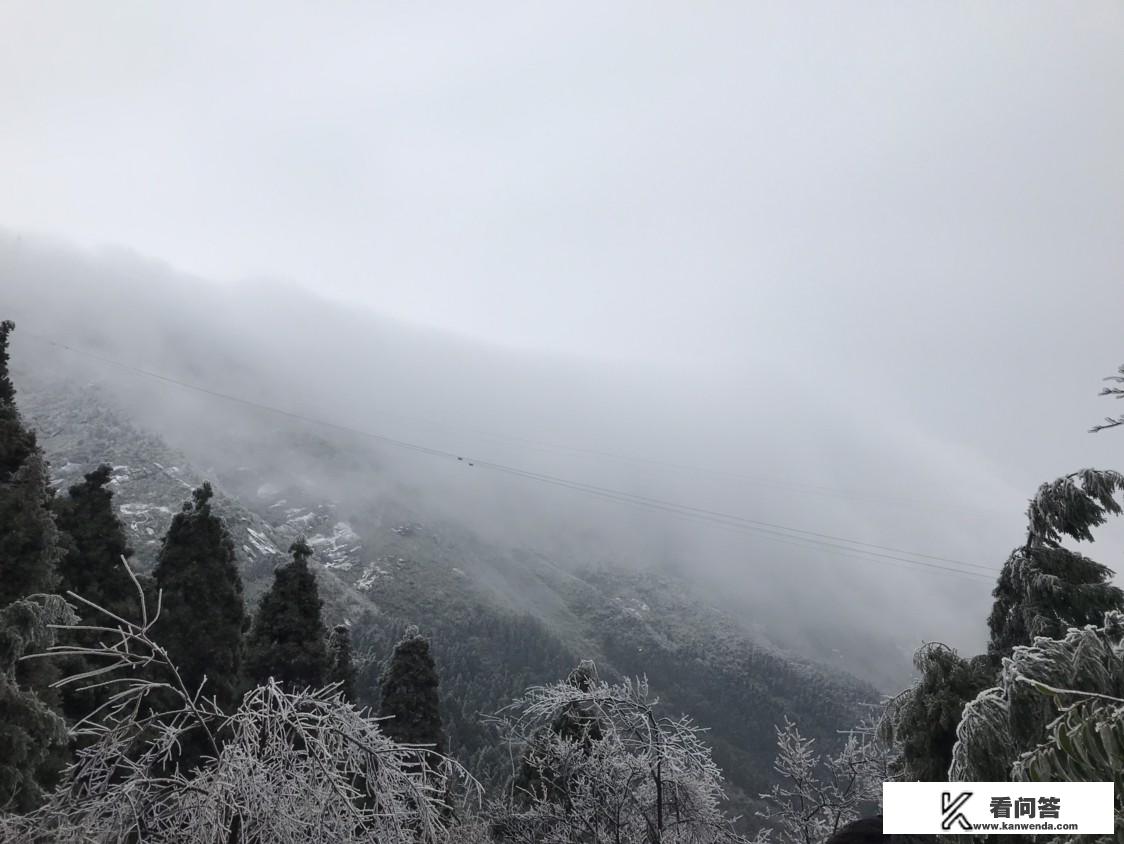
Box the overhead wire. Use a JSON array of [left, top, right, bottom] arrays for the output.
[[22, 331, 1000, 583]]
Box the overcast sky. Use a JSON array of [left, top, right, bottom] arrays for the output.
[[3, 3, 1124, 663], [3, 2, 1122, 364]]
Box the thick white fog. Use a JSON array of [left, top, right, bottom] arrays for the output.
[[4, 233, 1123, 687], [2, 3, 1123, 683]]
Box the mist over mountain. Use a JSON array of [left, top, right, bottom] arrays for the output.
[[3, 230, 1039, 687]]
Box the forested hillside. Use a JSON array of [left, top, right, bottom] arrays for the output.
[[5, 326, 1124, 843], [14, 366, 872, 822]]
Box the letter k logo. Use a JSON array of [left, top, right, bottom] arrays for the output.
[[941, 791, 973, 831]]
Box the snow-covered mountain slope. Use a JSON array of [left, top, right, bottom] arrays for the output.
[[19, 373, 876, 825]]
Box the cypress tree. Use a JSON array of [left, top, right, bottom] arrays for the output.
[[0, 321, 69, 809], [0, 598, 73, 812], [51, 465, 140, 721], [886, 643, 993, 781], [52, 465, 135, 614], [0, 321, 36, 480], [327, 623, 357, 702], [0, 451, 61, 607], [988, 469, 1124, 657], [152, 482, 245, 711], [245, 538, 329, 691], [0, 322, 60, 607], [379, 626, 444, 754]]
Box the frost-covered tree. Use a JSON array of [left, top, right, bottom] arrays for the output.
[[0, 596, 76, 813], [988, 469, 1124, 657], [754, 715, 891, 844], [877, 643, 993, 782], [0, 320, 70, 812], [513, 659, 605, 806], [153, 482, 245, 711], [245, 537, 329, 692], [883, 468, 1124, 784], [0, 451, 62, 609], [1090, 362, 1124, 433], [951, 611, 1124, 838], [0, 561, 476, 843], [489, 668, 748, 843], [381, 626, 445, 755], [327, 623, 357, 703]]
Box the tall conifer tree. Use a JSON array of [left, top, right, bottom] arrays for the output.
[[0, 598, 73, 812], [988, 469, 1124, 657], [52, 465, 135, 613], [380, 626, 444, 754], [0, 322, 60, 607], [51, 465, 141, 720], [153, 482, 245, 710], [0, 321, 36, 480], [245, 538, 329, 691], [0, 321, 68, 808]]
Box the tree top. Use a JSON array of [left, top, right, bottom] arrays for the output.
[[289, 537, 313, 563]]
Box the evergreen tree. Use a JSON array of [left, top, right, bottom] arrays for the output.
[[881, 643, 993, 781], [380, 625, 444, 754], [245, 538, 329, 691], [0, 321, 37, 480], [327, 623, 357, 702], [51, 464, 142, 721], [152, 482, 246, 711], [0, 322, 60, 607], [988, 469, 1124, 657], [0, 451, 61, 607], [0, 321, 71, 811], [52, 465, 135, 614], [0, 596, 75, 813], [952, 610, 1124, 803]]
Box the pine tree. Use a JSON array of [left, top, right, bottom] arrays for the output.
[[327, 623, 357, 702], [0, 321, 37, 481], [0, 321, 70, 810], [0, 322, 60, 607], [52, 465, 135, 615], [988, 469, 1124, 657], [380, 625, 444, 754], [0, 451, 61, 607], [152, 482, 246, 711], [952, 610, 1124, 800], [0, 596, 75, 812], [245, 538, 329, 692], [51, 464, 142, 721], [880, 643, 993, 781]]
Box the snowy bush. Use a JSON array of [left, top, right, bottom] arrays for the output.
[[951, 611, 1124, 841], [0, 559, 478, 843], [488, 664, 749, 843], [753, 714, 891, 844]]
